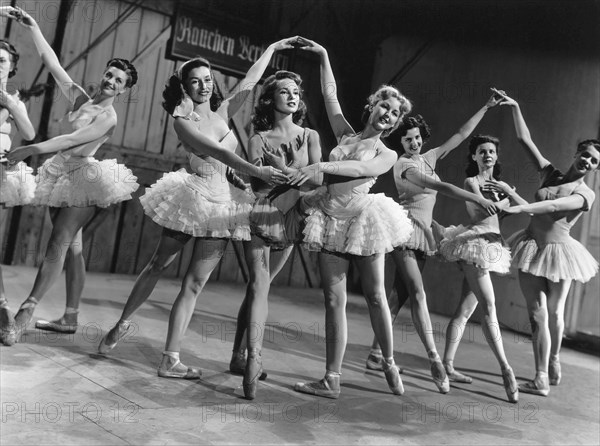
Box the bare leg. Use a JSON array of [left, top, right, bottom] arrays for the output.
[[546, 279, 571, 385], [97, 231, 190, 354], [232, 242, 292, 390], [517, 270, 550, 395], [462, 264, 510, 367], [391, 248, 449, 393], [12, 206, 97, 342], [443, 275, 477, 382], [293, 252, 348, 399], [120, 232, 189, 321], [35, 229, 86, 331], [164, 238, 227, 352], [356, 253, 404, 394], [462, 264, 518, 402], [157, 237, 227, 379]]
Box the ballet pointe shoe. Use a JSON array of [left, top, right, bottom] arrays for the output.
[[294, 373, 341, 399], [518, 375, 550, 397], [366, 352, 384, 371], [0, 305, 17, 346], [443, 361, 473, 384], [98, 320, 131, 355], [243, 348, 263, 400], [549, 357, 561, 386], [366, 352, 405, 374], [501, 366, 519, 404], [229, 349, 267, 380], [13, 298, 38, 343], [430, 359, 450, 394], [382, 359, 404, 395], [36, 316, 78, 334], [157, 353, 202, 379]]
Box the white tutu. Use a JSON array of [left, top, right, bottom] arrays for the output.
[[508, 229, 598, 283], [439, 224, 511, 274], [396, 215, 437, 256], [1, 162, 36, 207], [140, 169, 254, 240], [302, 191, 413, 256], [33, 154, 139, 208]]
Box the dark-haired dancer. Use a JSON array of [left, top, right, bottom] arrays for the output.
[[0, 38, 36, 346], [2, 6, 139, 343], [290, 39, 413, 399], [497, 90, 599, 396], [98, 39, 294, 378], [366, 94, 502, 394], [228, 70, 322, 399], [438, 134, 526, 403]]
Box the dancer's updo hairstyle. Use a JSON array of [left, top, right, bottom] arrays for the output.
[[162, 57, 223, 115]]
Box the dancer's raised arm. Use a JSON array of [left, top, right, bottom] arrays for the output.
[[299, 38, 353, 140], [222, 37, 296, 118], [494, 89, 550, 170], [431, 93, 502, 160], [2, 6, 85, 104]]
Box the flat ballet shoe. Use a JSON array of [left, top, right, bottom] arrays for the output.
[[157, 355, 202, 379], [518, 377, 549, 397], [294, 375, 340, 399], [35, 317, 78, 334]]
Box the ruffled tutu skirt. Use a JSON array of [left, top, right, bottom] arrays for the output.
[[1, 162, 36, 207], [508, 229, 598, 283], [302, 191, 413, 256], [396, 215, 437, 256], [250, 197, 305, 249], [33, 154, 139, 208], [439, 224, 511, 274], [140, 169, 254, 240]]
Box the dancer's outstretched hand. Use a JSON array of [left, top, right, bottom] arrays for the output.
[[491, 88, 518, 107], [0, 6, 37, 28]]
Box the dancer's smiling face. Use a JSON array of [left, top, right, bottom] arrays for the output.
[[368, 97, 402, 134], [99, 67, 129, 97], [185, 66, 214, 104], [272, 79, 300, 115], [472, 142, 498, 171], [573, 144, 600, 175], [400, 127, 423, 156]]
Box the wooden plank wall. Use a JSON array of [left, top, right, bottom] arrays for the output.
[[2, 0, 320, 289]]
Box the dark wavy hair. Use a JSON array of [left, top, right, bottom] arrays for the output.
[[360, 85, 412, 137], [106, 58, 137, 88], [395, 114, 432, 154], [577, 139, 600, 153], [251, 71, 306, 132], [465, 134, 502, 179], [162, 58, 223, 115], [0, 39, 19, 78]]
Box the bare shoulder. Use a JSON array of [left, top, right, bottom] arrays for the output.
[[464, 176, 478, 192]]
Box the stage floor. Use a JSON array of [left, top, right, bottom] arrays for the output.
[[1, 265, 598, 445]]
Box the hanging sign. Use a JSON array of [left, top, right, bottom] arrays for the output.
[[167, 3, 291, 76]]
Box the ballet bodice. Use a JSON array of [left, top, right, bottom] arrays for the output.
[[528, 164, 595, 244], [393, 150, 439, 226], [183, 114, 239, 198], [326, 135, 378, 198], [58, 99, 113, 157]]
